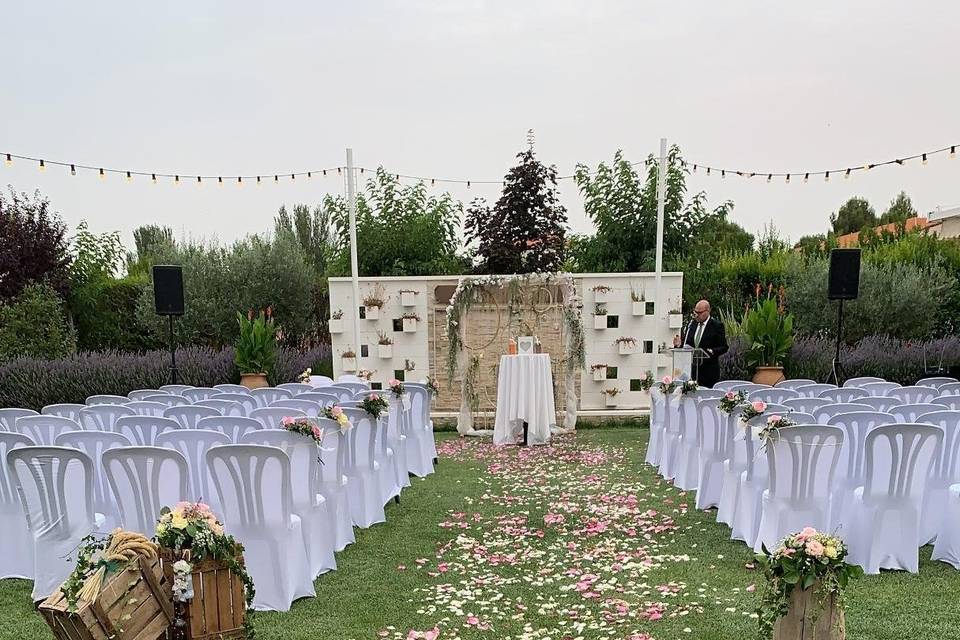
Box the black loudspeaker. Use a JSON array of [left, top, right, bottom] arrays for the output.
[[828, 249, 861, 300], [153, 265, 185, 315]]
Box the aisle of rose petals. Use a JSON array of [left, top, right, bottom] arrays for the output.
[[381, 435, 744, 640]]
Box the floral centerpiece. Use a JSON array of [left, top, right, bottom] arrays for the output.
[[281, 415, 324, 444], [360, 393, 389, 419], [756, 527, 862, 639], [680, 379, 699, 394], [322, 405, 351, 432], [656, 375, 678, 394], [719, 389, 746, 414], [741, 399, 767, 422]]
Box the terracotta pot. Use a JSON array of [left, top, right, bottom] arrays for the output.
[[240, 372, 269, 389], [753, 366, 786, 386]]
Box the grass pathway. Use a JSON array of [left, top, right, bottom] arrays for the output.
[[1, 426, 958, 639]]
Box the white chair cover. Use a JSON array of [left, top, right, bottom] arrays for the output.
[[402, 386, 435, 478], [250, 387, 293, 408], [113, 415, 180, 446], [314, 419, 356, 551], [843, 376, 885, 388], [308, 375, 334, 387], [753, 425, 843, 552], [716, 410, 745, 526], [210, 393, 257, 415], [813, 403, 873, 425], [847, 424, 943, 573], [154, 429, 230, 510], [888, 386, 937, 405], [918, 376, 959, 390], [196, 416, 262, 443], [79, 405, 136, 432], [695, 399, 726, 510], [729, 383, 769, 395], [159, 384, 194, 395], [675, 390, 723, 490], [0, 408, 38, 431], [195, 399, 245, 417], [182, 387, 220, 403], [406, 383, 438, 465], [125, 401, 169, 417], [657, 391, 682, 480], [249, 407, 306, 430], [644, 388, 664, 467], [213, 384, 251, 394], [240, 430, 337, 576], [931, 483, 960, 568], [102, 446, 190, 535], [860, 382, 901, 397], [14, 415, 80, 445], [916, 410, 960, 544], [86, 395, 130, 406], [783, 397, 831, 415], [818, 388, 869, 403], [55, 430, 131, 531], [795, 383, 837, 398], [933, 396, 960, 411], [334, 381, 370, 395], [7, 446, 100, 600], [340, 409, 387, 528], [937, 382, 960, 397], [773, 379, 816, 390], [713, 380, 751, 391], [127, 389, 168, 401], [277, 383, 314, 395], [164, 405, 222, 429], [0, 433, 35, 579], [857, 396, 900, 413], [206, 444, 316, 611], [271, 399, 323, 417], [354, 391, 403, 506], [324, 386, 356, 402], [295, 391, 341, 408], [41, 404, 85, 422], [748, 388, 800, 405], [141, 394, 190, 408], [386, 397, 412, 493], [888, 403, 943, 424]]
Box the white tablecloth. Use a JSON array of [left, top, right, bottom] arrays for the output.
[[493, 354, 556, 446]]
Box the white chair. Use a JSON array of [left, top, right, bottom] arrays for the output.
[[918, 376, 959, 390], [332, 381, 369, 396], [86, 395, 130, 406], [125, 401, 169, 417], [937, 382, 960, 397], [155, 429, 230, 509], [675, 390, 724, 491], [916, 410, 960, 544], [786, 412, 817, 424], [888, 403, 944, 424], [818, 387, 869, 403], [774, 379, 816, 391], [846, 424, 943, 573], [860, 382, 901, 397], [79, 404, 136, 432], [933, 396, 960, 411], [249, 406, 306, 430], [313, 418, 356, 551], [295, 392, 341, 408], [323, 386, 356, 403], [405, 383, 438, 466], [13, 415, 80, 445], [340, 408, 387, 528], [271, 398, 323, 417], [113, 415, 181, 446], [7, 446, 101, 600], [141, 393, 190, 408], [55, 430, 132, 531], [0, 433, 35, 579], [250, 387, 293, 408], [182, 387, 220, 403], [196, 399, 246, 417], [277, 383, 313, 395], [308, 375, 334, 387], [363, 398, 402, 507], [210, 393, 257, 415], [729, 383, 769, 395], [386, 396, 412, 494], [41, 404, 85, 422], [753, 425, 844, 553], [645, 388, 665, 467], [932, 484, 960, 568], [783, 397, 831, 415], [159, 384, 194, 395], [844, 376, 885, 388], [795, 383, 838, 398], [813, 402, 873, 425], [102, 446, 189, 536], [857, 396, 900, 413], [825, 411, 896, 534], [713, 380, 751, 391], [888, 386, 937, 405], [695, 399, 727, 510], [164, 405, 222, 429], [196, 416, 262, 443], [128, 389, 168, 401], [206, 444, 316, 611], [716, 410, 746, 526], [402, 386, 435, 478], [658, 390, 683, 480], [240, 430, 337, 576], [214, 384, 251, 394], [0, 408, 38, 431], [748, 388, 800, 406]]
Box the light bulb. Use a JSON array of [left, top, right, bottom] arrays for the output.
[[785, 174, 790, 183], [39, 159, 46, 172], [218, 176, 223, 186], [70, 164, 76, 176], [174, 175, 180, 185], [197, 176, 202, 186], [99, 168, 106, 180], [824, 172, 830, 182], [257, 176, 262, 186], [721, 170, 726, 179], [151, 173, 157, 183], [951, 146, 956, 159], [4, 153, 11, 166], [845, 169, 851, 179], [766, 174, 772, 183], [803, 173, 809, 183], [307, 172, 312, 179], [126, 171, 132, 183], [237, 177, 242, 186], [922, 153, 928, 165]]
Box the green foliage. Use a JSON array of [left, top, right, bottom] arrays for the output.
[[794, 233, 836, 257], [127, 224, 175, 276], [879, 190, 917, 225], [0, 283, 76, 362], [235, 310, 278, 374], [830, 196, 877, 235], [0, 187, 72, 301], [742, 298, 794, 368], [465, 148, 568, 274]]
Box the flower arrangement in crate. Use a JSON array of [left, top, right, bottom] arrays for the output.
[[602, 387, 620, 406], [756, 527, 862, 639], [402, 312, 421, 332], [718, 389, 746, 414], [362, 284, 387, 320], [593, 303, 608, 329], [360, 393, 389, 420], [656, 375, 678, 394], [377, 331, 394, 358], [679, 379, 699, 394], [591, 363, 608, 382], [321, 405, 352, 432], [615, 336, 637, 355]]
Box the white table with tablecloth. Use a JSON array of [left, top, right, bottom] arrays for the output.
[[493, 353, 556, 446]]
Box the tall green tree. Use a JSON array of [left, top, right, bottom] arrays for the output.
[[275, 204, 336, 276], [464, 148, 568, 274], [830, 197, 877, 235], [879, 191, 917, 225]]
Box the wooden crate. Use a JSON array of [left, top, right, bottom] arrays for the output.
[[774, 584, 846, 640], [39, 554, 173, 640], [160, 549, 246, 640]]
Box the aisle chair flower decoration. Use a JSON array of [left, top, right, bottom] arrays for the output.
[[298, 367, 312, 383], [679, 379, 699, 394], [718, 389, 746, 414], [424, 375, 440, 395], [740, 399, 767, 422], [282, 415, 325, 444], [360, 393, 390, 420], [759, 414, 795, 445], [638, 371, 655, 391], [388, 378, 405, 397], [656, 375, 678, 394], [322, 405, 352, 432]]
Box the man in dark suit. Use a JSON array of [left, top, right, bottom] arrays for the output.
[[673, 299, 728, 388]]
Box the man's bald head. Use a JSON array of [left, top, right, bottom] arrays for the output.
[[693, 300, 711, 322]]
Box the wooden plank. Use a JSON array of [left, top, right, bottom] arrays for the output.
[[230, 565, 245, 630], [188, 571, 204, 637], [138, 556, 174, 624], [215, 566, 233, 633], [202, 568, 219, 638], [89, 600, 118, 640], [122, 595, 162, 640]]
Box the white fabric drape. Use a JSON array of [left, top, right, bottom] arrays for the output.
[[493, 354, 555, 446]]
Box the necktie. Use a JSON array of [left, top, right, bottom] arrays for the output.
[[694, 322, 705, 347]]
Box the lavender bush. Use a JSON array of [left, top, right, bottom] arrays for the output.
[[0, 344, 331, 411]]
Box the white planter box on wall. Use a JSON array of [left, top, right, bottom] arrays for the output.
[[592, 367, 607, 382], [342, 357, 357, 371], [604, 394, 619, 408], [618, 341, 637, 355], [593, 315, 607, 330], [329, 318, 344, 333], [593, 289, 609, 304], [668, 313, 683, 329], [365, 306, 381, 321], [400, 291, 417, 307], [632, 301, 646, 316], [403, 318, 418, 333], [377, 344, 393, 359]]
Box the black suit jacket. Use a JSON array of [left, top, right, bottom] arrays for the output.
[[682, 316, 729, 388]]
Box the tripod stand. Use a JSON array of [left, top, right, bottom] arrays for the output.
[[827, 300, 846, 386]]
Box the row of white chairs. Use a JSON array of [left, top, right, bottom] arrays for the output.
[[649, 376, 960, 574]]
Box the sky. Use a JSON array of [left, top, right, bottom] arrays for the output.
[[1, 1, 958, 251]]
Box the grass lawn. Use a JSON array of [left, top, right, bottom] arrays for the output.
[[2, 425, 958, 639]]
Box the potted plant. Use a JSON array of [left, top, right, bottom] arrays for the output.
[[616, 336, 637, 355], [377, 331, 393, 359], [235, 308, 277, 389], [593, 303, 608, 330], [743, 297, 794, 385], [668, 307, 684, 329], [402, 312, 420, 333], [329, 308, 344, 334], [362, 285, 386, 320], [631, 289, 646, 316], [602, 387, 620, 407], [591, 363, 608, 382], [341, 349, 357, 372], [592, 284, 611, 304], [399, 289, 418, 307]]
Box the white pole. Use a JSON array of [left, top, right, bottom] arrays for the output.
[[651, 137, 667, 377], [346, 148, 361, 364]]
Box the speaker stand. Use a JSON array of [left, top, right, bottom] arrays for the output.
[[827, 299, 846, 386], [168, 315, 179, 385]]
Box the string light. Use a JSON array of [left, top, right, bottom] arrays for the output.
[[845, 169, 851, 179], [922, 153, 928, 165], [174, 175, 180, 185], [721, 169, 725, 179], [237, 177, 242, 186], [99, 168, 105, 180], [766, 174, 772, 183], [125, 171, 132, 182], [71, 164, 76, 176], [218, 176, 224, 186], [39, 159, 45, 172], [4, 153, 11, 166], [785, 174, 790, 183], [274, 175, 278, 183], [951, 146, 956, 159], [197, 176, 202, 185], [151, 173, 157, 183], [824, 171, 830, 182], [803, 173, 809, 182]]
